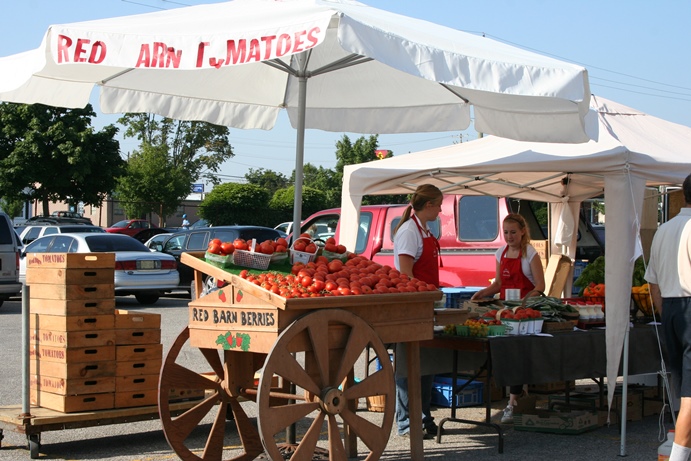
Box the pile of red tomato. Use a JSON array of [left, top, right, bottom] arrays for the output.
[[207, 237, 289, 256], [238, 255, 437, 298], [292, 234, 318, 254]]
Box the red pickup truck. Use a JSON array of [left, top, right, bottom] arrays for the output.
[[297, 195, 603, 288]]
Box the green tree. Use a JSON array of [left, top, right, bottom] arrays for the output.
[[199, 183, 271, 226], [270, 185, 328, 221], [1, 197, 24, 220], [115, 144, 191, 221], [293, 163, 341, 209], [0, 103, 123, 215], [245, 168, 290, 198]]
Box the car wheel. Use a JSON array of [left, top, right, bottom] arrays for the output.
[[135, 294, 160, 305], [190, 276, 217, 299]]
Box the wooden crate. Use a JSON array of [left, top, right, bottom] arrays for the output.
[[25, 252, 115, 269], [114, 389, 158, 408], [114, 309, 161, 329], [31, 389, 114, 413], [26, 267, 114, 285], [116, 358, 163, 377], [31, 329, 116, 348], [30, 344, 115, 363], [30, 314, 115, 332], [115, 374, 159, 392], [115, 344, 163, 362], [31, 360, 116, 379], [29, 284, 115, 301], [115, 329, 162, 346], [30, 298, 116, 316], [30, 375, 115, 395]]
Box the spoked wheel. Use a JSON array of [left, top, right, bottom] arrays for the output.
[[159, 327, 264, 461], [257, 309, 395, 461]]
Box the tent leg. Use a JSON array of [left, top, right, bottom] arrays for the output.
[[619, 325, 630, 457]]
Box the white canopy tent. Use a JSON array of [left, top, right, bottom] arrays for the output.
[[0, 0, 591, 241], [341, 95, 691, 452]]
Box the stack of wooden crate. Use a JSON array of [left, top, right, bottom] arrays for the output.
[[113, 309, 163, 408], [28, 253, 118, 413]]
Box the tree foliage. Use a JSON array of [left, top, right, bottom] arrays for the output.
[[245, 168, 289, 198], [270, 185, 329, 220], [115, 144, 191, 221], [115, 113, 234, 222], [293, 163, 341, 209], [199, 182, 271, 226], [0, 103, 123, 215]]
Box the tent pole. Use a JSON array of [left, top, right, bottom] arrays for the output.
[[619, 324, 631, 456], [291, 55, 308, 243]]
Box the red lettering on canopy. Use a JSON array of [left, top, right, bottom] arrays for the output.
[[74, 38, 90, 62], [292, 30, 306, 53], [225, 39, 247, 65], [276, 34, 292, 58], [247, 38, 261, 63], [56, 35, 72, 63], [261, 35, 277, 60], [196, 42, 210, 68], [136, 44, 151, 67], [151, 42, 166, 68], [306, 27, 320, 48], [165, 47, 182, 68], [88, 41, 106, 64]]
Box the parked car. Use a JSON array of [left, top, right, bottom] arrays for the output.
[[16, 223, 105, 246], [190, 218, 209, 229], [130, 227, 178, 244], [274, 221, 293, 235], [105, 219, 158, 237], [160, 225, 282, 295], [144, 233, 173, 252], [0, 212, 22, 308], [23, 211, 93, 225], [20, 233, 179, 305]]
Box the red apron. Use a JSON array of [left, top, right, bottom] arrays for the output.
[[499, 246, 535, 299], [411, 215, 441, 287]]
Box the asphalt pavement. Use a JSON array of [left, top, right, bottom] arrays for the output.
[[0, 295, 669, 460]]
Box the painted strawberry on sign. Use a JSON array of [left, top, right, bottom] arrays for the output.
[[236, 289, 243, 303], [218, 289, 227, 303]]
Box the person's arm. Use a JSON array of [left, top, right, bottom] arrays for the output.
[[650, 282, 663, 315], [398, 254, 415, 278], [471, 260, 502, 300]]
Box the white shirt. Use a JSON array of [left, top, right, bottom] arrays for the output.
[[494, 244, 539, 285], [393, 215, 428, 270], [645, 207, 691, 297]]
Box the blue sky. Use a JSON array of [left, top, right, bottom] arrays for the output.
[[2, 0, 690, 182]]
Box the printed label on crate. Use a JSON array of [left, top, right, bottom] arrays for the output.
[[190, 306, 276, 328], [31, 329, 116, 348], [26, 252, 115, 269]]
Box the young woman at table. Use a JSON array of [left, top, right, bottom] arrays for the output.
[[393, 184, 443, 438], [470, 213, 546, 423]]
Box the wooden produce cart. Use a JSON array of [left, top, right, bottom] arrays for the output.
[[158, 252, 440, 461]]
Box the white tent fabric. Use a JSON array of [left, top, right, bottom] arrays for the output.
[[0, 0, 590, 142], [340, 95, 691, 417]]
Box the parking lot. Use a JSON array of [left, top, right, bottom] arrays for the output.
[[0, 295, 668, 460]]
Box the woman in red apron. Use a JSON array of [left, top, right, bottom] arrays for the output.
[[470, 213, 545, 423], [392, 184, 443, 438]]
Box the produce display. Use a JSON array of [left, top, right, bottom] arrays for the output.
[[631, 283, 656, 316]]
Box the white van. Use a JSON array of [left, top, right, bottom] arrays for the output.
[[0, 212, 22, 307]]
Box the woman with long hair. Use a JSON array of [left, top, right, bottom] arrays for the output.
[[393, 184, 443, 438], [471, 213, 545, 423]]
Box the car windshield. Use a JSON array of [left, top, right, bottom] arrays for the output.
[[84, 235, 149, 252], [110, 220, 130, 228]]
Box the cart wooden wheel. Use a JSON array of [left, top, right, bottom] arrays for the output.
[[257, 309, 395, 461], [159, 327, 264, 461]]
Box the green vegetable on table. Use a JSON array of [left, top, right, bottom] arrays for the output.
[[573, 255, 646, 296]]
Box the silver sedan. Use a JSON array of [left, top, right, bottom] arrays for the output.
[[20, 232, 179, 304]]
